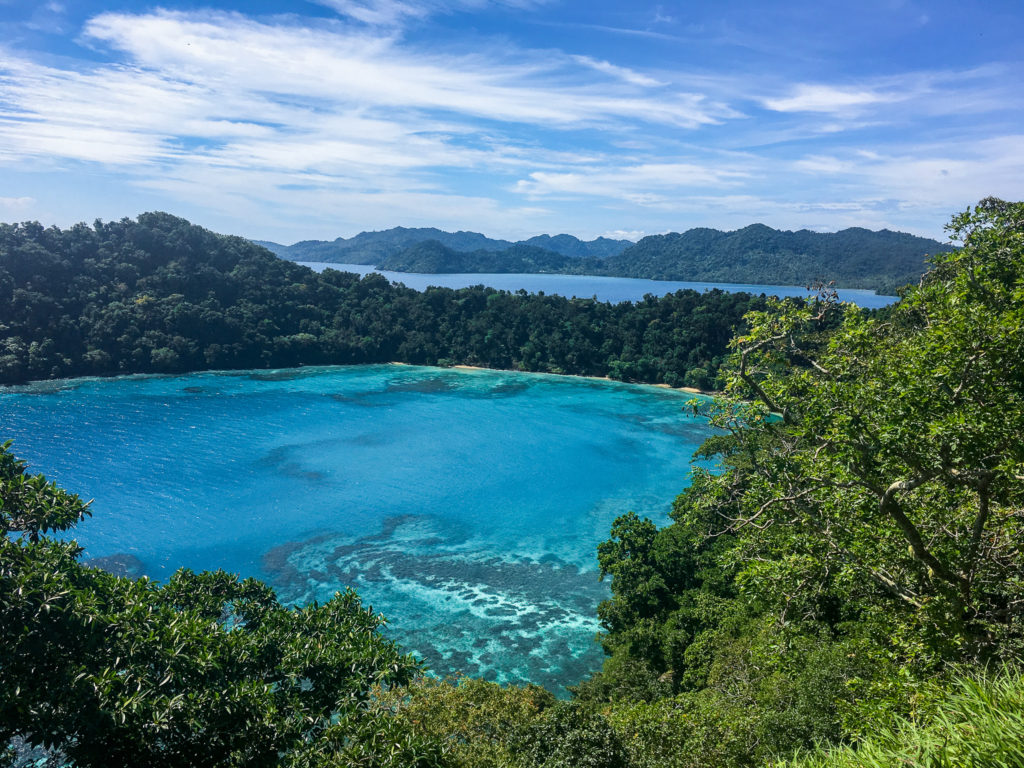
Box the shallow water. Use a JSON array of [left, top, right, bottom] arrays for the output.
[[0, 364, 716, 694]]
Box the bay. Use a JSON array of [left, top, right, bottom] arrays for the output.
[[0, 364, 716, 695], [297, 262, 897, 308]]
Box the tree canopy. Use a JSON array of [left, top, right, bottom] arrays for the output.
[[0, 212, 767, 390], [586, 199, 1024, 766]]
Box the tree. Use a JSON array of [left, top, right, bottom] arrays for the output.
[[585, 200, 1024, 767], [0, 440, 442, 767], [694, 198, 1024, 664]]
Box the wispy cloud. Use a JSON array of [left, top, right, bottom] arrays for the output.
[[760, 67, 1014, 120], [80, 11, 728, 128], [313, 0, 546, 26], [570, 55, 666, 87], [0, 3, 1019, 242], [762, 84, 898, 113], [792, 135, 1024, 209], [542, 21, 683, 42], [314, 0, 429, 26], [0, 9, 735, 179], [0, 9, 736, 237], [515, 161, 752, 202], [0, 196, 35, 213]]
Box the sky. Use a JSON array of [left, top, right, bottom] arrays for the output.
[[0, 1, 1022, 243]]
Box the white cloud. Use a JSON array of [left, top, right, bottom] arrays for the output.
[[793, 155, 851, 174], [75, 11, 728, 128], [570, 56, 666, 87], [0, 196, 35, 212], [602, 229, 646, 241], [762, 84, 897, 113], [312, 0, 546, 26], [0, 6, 1018, 242], [514, 161, 752, 201], [0, 4, 738, 203], [314, 0, 429, 26], [792, 135, 1024, 208], [759, 68, 1016, 122]]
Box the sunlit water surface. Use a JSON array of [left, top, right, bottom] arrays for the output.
[[298, 262, 897, 308], [0, 365, 716, 694]]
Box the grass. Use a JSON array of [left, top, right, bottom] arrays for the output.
[[778, 668, 1024, 768]]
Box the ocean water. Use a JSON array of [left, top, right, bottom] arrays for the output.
[[297, 262, 898, 308], [0, 365, 716, 694]]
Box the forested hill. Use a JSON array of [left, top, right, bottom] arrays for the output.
[[375, 240, 579, 273], [255, 227, 631, 263], [604, 224, 952, 294], [0, 212, 768, 388], [260, 224, 950, 293]]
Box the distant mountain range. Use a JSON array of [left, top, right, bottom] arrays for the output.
[[256, 224, 953, 294], [253, 227, 630, 264]]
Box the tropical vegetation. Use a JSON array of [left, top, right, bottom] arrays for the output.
[[2, 199, 1022, 766], [0, 212, 768, 390], [263, 224, 949, 294]]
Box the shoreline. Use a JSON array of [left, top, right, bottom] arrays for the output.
[[1, 361, 719, 399], [446, 363, 715, 397]]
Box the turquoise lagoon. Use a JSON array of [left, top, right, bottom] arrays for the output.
[[0, 365, 716, 694]]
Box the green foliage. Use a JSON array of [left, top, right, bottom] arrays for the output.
[[2, 202, 1018, 767], [0, 439, 90, 542], [579, 617, 879, 768], [513, 702, 628, 768], [383, 676, 555, 768], [259, 227, 630, 265], [0, 441, 442, 767], [590, 200, 1024, 767], [779, 669, 1024, 768], [264, 224, 944, 293], [0, 212, 765, 388], [704, 197, 1024, 665], [599, 224, 948, 293]]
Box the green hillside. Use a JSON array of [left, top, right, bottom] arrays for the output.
[[601, 224, 952, 293], [376, 240, 579, 273], [259, 227, 631, 264], [261, 224, 950, 294], [0, 212, 765, 389]]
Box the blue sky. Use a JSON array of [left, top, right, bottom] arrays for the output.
[[1, 0, 1021, 243]]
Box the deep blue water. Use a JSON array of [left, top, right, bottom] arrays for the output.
[[0, 365, 716, 695], [297, 262, 897, 308]]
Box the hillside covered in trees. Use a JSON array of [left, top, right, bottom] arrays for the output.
[[263, 224, 950, 294], [256, 227, 631, 264], [2, 200, 1022, 767], [0, 213, 768, 390], [598, 224, 950, 294]]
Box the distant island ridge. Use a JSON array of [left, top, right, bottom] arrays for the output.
[[254, 223, 953, 295]]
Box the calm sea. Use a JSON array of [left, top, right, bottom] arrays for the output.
[[297, 262, 897, 308], [1, 364, 717, 695]]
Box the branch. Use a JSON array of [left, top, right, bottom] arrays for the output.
[[737, 333, 793, 424], [791, 494, 926, 610], [879, 476, 969, 592], [965, 474, 994, 591], [715, 488, 817, 533]]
